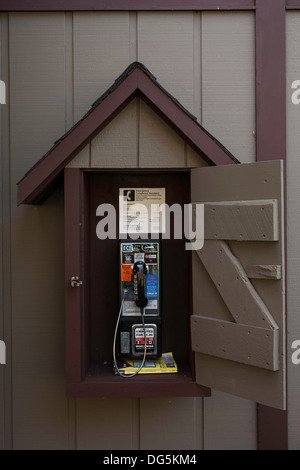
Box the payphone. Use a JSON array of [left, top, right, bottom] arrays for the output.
[[113, 240, 162, 375]]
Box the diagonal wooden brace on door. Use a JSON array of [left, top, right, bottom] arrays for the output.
[[191, 239, 279, 371]]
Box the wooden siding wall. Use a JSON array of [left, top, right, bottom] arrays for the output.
[[1, 11, 257, 450], [287, 11, 300, 451]]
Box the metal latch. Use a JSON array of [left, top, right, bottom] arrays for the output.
[[70, 276, 83, 288]]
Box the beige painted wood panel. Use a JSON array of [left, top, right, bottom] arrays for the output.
[[12, 194, 68, 449], [73, 12, 132, 122], [66, 98, 209, 170], [140, 397, 203, 450], [287, 11, 300, 450], [76, 398, 139, 449], [202, 12, 256, 163], [91, 99, 138, 168], [137, 12, 195, 116], [10, 12, 67, 182], [64, 12, 74, 133], [74, 99, 209, 170], [203, 391, 257, 450], [9, 13, 69, 449], [186, 144, 208, 168], [66, 144, 90, 168], [139, 100, 185, 168]]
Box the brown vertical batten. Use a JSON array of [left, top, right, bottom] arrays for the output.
[[255, 0, 286, 162], [255, 0, 288, 450], [258, 405, 288, 450]]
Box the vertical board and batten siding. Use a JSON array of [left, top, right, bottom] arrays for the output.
[[8, 13, 68, 449], [137, 13, 195, 115], [201, 12, 256, 164], [73, 13, 133, 123], [0, 11, 256, 449], [286, 11, 300, 450]]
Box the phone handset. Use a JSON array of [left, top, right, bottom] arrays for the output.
[[133, 261, 148, 309]]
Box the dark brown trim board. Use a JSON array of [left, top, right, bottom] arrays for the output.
[[17, 63, 238, 206], [64, 169, 83, 386], [3, 0, 300, 13], [0, 0, 255, 12], [255, 0, 287, 450], [286, 0, 300, 8], [255, 0, 286, 162], [257, 406, 288, 450]]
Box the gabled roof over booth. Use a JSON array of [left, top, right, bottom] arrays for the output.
[[17, 62, 239, 205]]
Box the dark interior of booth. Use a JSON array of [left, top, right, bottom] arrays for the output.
[[84, 170, 195, 384]]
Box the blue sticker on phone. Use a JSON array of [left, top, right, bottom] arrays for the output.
[[122, 244, 132, 252], [146, 274, 158, 298]]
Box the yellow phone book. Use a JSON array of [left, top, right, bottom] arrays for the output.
[[114, 352, 178, 375]]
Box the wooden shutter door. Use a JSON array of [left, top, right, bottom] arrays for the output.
[[190, 160, 286, 410]]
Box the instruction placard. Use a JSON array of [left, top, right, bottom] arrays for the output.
[[119, 188, 165, 234]]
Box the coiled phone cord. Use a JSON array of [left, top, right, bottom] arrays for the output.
[[112, 289, 147, 378]]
